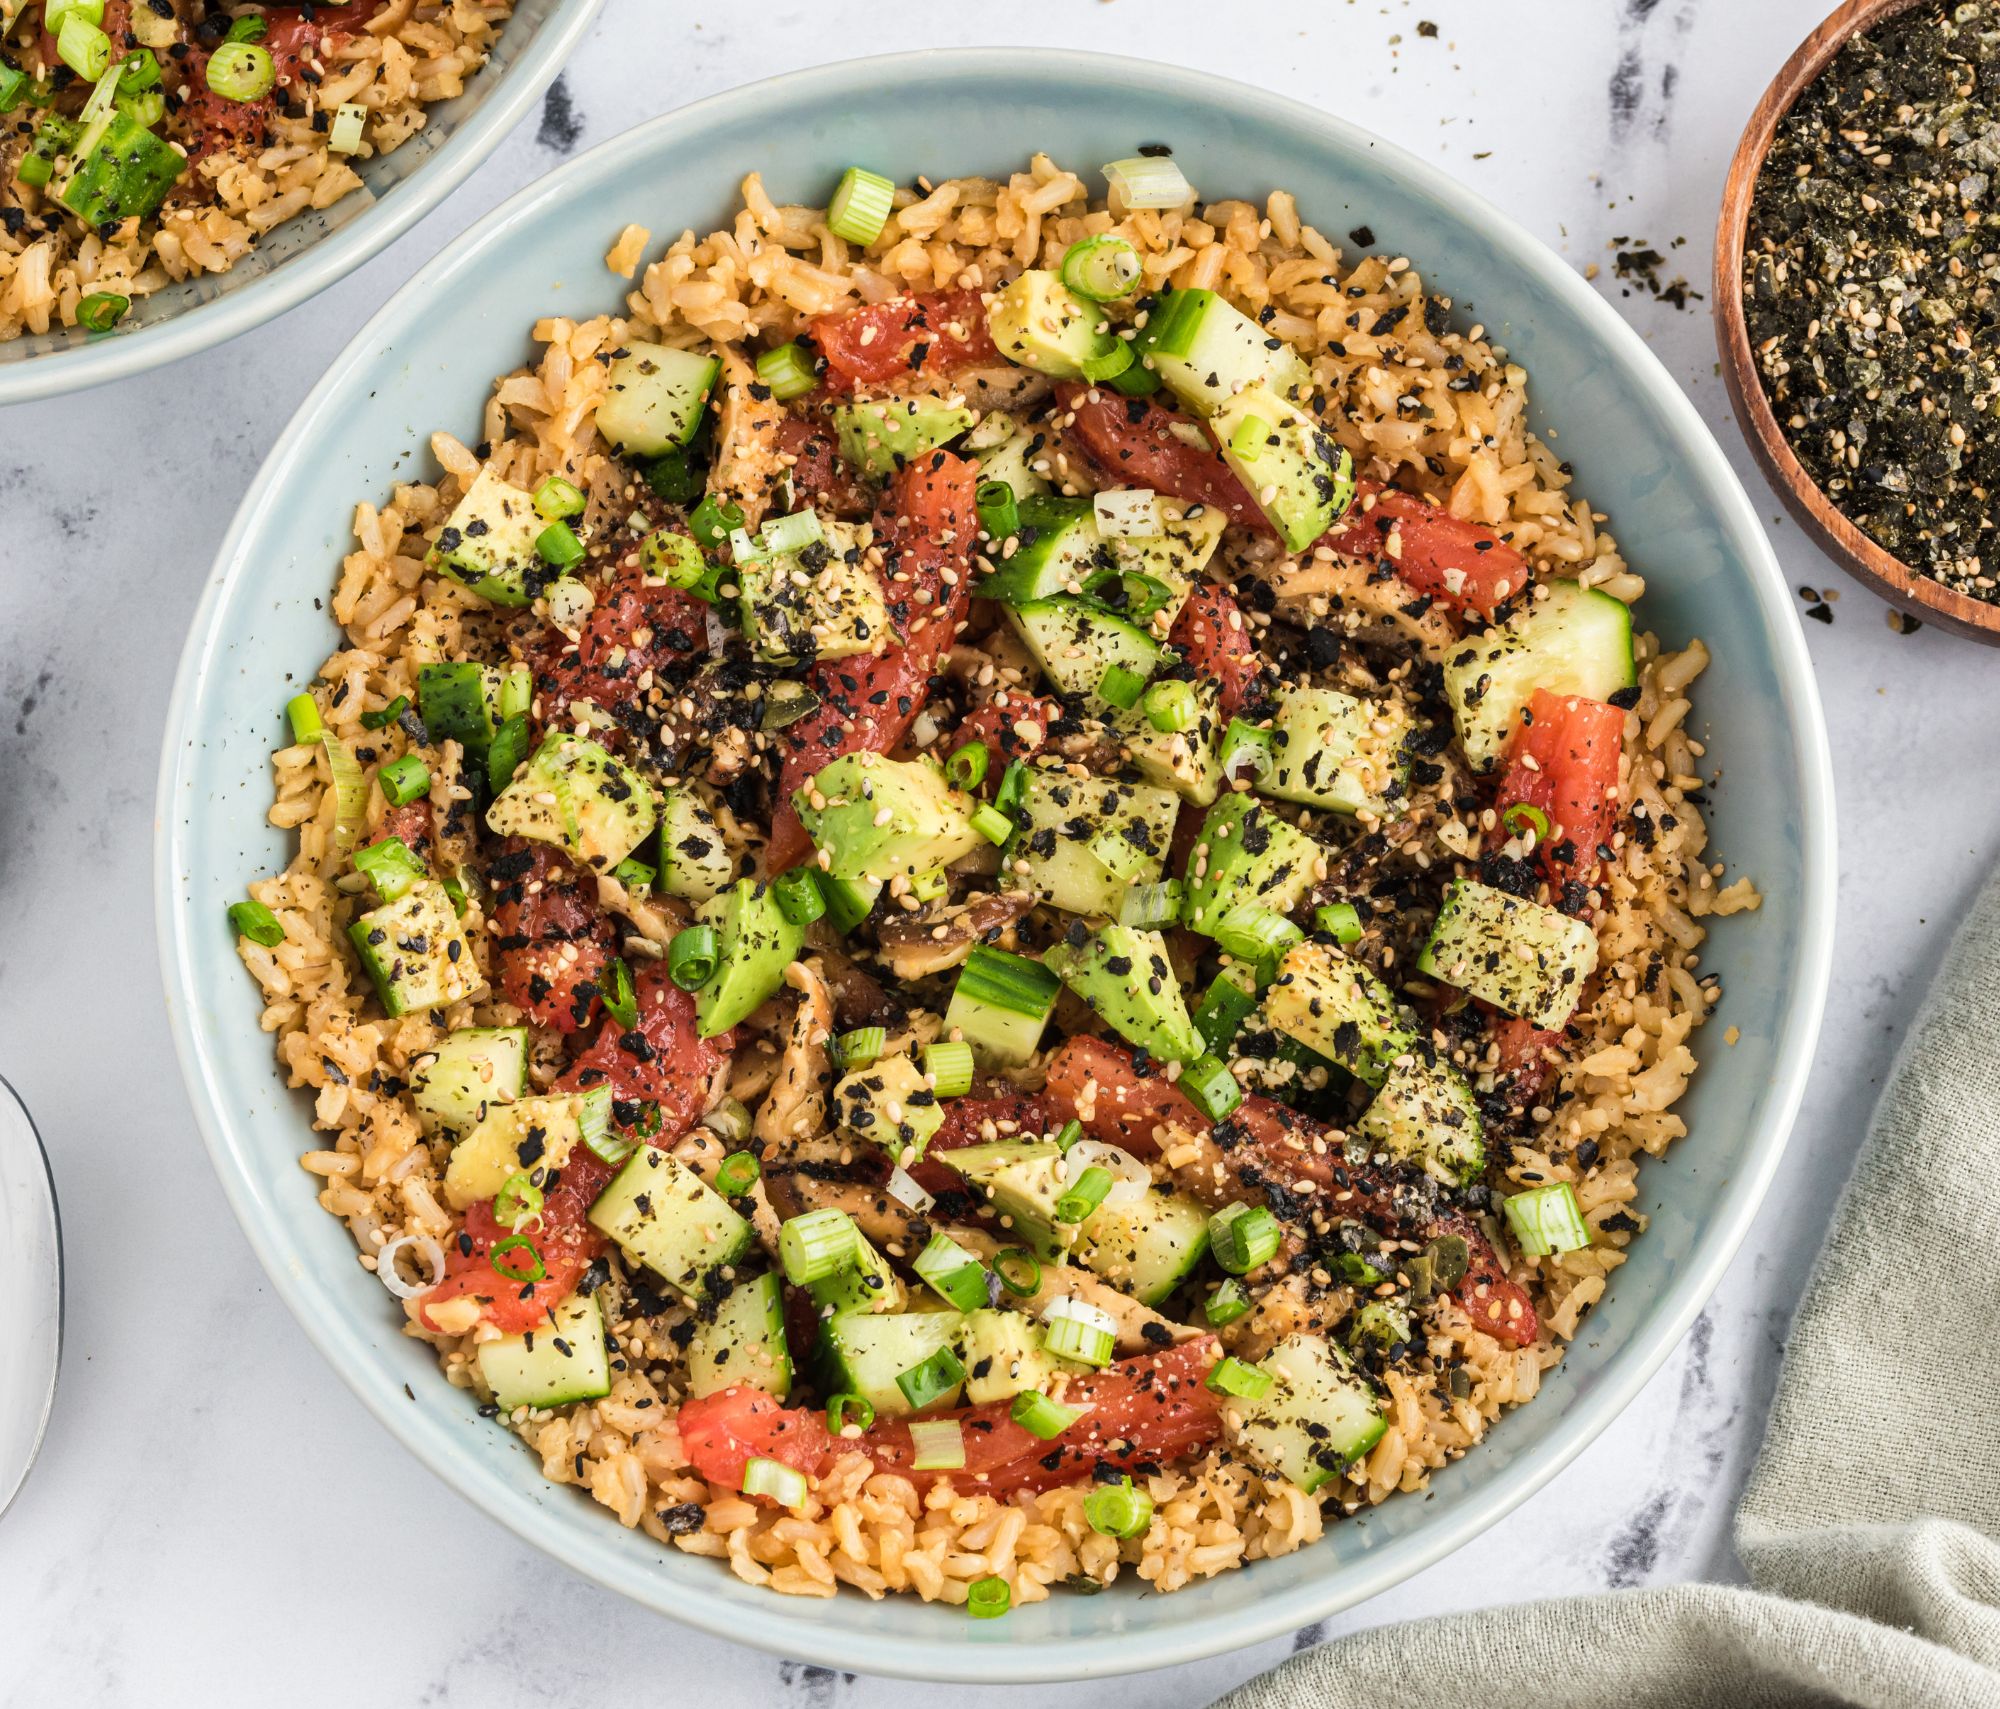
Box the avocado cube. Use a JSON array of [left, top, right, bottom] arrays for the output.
[[1005, 771, 1179, 920], [793, 753, 983, 883], [958, 1307, 1073, 1404], [485, 732, 657, 873], [832, 398, 976, 478], [1262, 940, 1416, 1090], [1213, 385, 1355, 551], [987, 269, 1122, 379], [941, 1139, 1073, 1261], [1044, 924, 1203, 1064], [1354, 1054, 1486, 1187], [738, 516, 890, 666], [1180, 793, 1325, 936], [427, 468, 552, 608], [832, 1053, 945, 1165], [587, 1147, 752, 1299], [1109, 677, 1224, 806], [444, 1089, 599, 1210], [692, 878, 806, 1036], [347, 881, 479, 1018]]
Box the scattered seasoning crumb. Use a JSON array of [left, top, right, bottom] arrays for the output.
[[1417, 19, 1439, 37], [1889, 608, 1926, 634], [1608, 236, 1701, 309]]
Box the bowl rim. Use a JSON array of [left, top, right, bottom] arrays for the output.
[[156, 46, 1838, 1681], [0, 0, 604, 409], [1713, 0, 2000, 644]]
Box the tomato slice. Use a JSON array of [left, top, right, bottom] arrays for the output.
[[765, 453, 979, 869], [676, 1383, 835, 1488], [556, 958, 733, 1144], [1322, 482, 1531, 622], [422, 1152, 612, 1334], [1167, 582, 1263, 719], [487, 839, 616, 1034], [944, 691, 1064, 791], [774, 416, 874, 520], [1041, 1035, 1202, 1158], [1491, 688, 1625, 890], [809, 290, 998, 390], [530, 559, 711, 736], [365, 801, 435, 866], [1487, 1012, 1564, 1107], [1057, 383, 1270, 533]]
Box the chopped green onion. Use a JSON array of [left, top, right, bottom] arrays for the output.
[[896, 1345, 966, 1413], [359, 694, 410, 732], [773, 866, 826, 926], [975, 480, 1020, 543], [1209, 1202, 1281, 1274], [1098, 663, 1148, 710], [755, 340, 818, 400], [699, 1098, 748, 1146], [1054, 1165, 1114, 1225], [1204, 1277, 1252, 1326], [1103, 155, 1192, 210], [966, 1575, 1011, 1619], [1502, 801, 1553, 843], [442, 875, 469, 918], [1080, 340, 1135, 384], [285, 691, 324, 743], [914, 869, 954, 908], [836, 1027, 886, 1071], [1052, 1119, 1083, 1153], [487, 712, 530, 794], [1315, 902, 1364, 945], [825, 1392, 875, 1435], [1109, 360, 1162, 398], [1204, 1354, 1274, 1400], [993, 1247, 1041, 1298], [715, 1151, 761, 1198], [993, 759, 1028, 817], [1041, 1296, 1116, 1367], [43, 0, 103, 33], [327, 101, 367, 155], [1060, 233, 1144, 302], [206, 40, 274, 101], [1117, 879, 1184, 932], [115, 88, 164, 128], [1228, 414, 1272, 460], [1142, 678, 1197, 733], [0, 64, 29, 113], [575, 1085, 629, 1168], [535, 519, 586, 570], [532, 474, 587, 520], [1179, 1052, 1243, 1123], [970, 803, 1014, 846], [741, 1455, 808, 1510], [667, 924, 719, 991], [644, 448, 702, 504], [1193, 971, 1258, 1057], [779, 1207, 857, 1286], [321, 734, 369, 853], [1082, 1476, 1155, 1539], [17, 116, 76, 190], [827, 165, 895, 245], [58, 15, 111, 79], [1215, 907, 1303, 977], [914, 1232, 989, 1312], [499, 670, 531, 722], [601, 956, 638, 1030], [922, 1040, 975, 1098], [639, 528, 707, 590], [689, 494, 745, 550], [487, 1234, 544, 1284], [1009, 1390, 1080, 1440], [228, 898, 285, 947], [493, 1171, 544, 1231], [945, 739, 989, 792], [1218, 717, 1274, 784], [759, 509, 824, 558], [353, 835, 426, 903], [612, 857, 655, 893], [761, 683, 821, 731], [223, 13, 268, 41], [378, 753, 430, 807], [117, 47, 162, 92], [1502, 1183, 1592, 1257]]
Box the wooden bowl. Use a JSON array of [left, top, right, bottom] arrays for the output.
[[1715, 0, 2000, 644]]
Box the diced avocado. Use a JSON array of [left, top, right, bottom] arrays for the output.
[[443, 1087, 606, 1209], [1004, 596, 1164, 710], [832, 398, 976, 479], [416, 661, 504, 760], [738, 515, 889, 667], [809, 1224, 909, 1316], [958, 1306, 1072, 1404], [476, 1291, 611, 1411], [818, 1310, 964, 1419], [655, 787, 734, 903], [967, 410, 1053, 501], [486, 732, 657, 873], [833, 1052, 945, 1164], [945, 944, 1062, 1069], [588, 1146, 753, 1299], [1074, 1187, 1211, 1305], [978, 497, 1110, 605], [794, 753, 984, 883], [980, 496, 1220, 632], [1108, 498, 1227, 625], [411, 1026, 528, 1132], [1263, 940, 1416, 1089], [1416, 879, 1600, 1029], [1442, 580, 1637, 770], [56, 110, 184, 226], [347, 880, 479, 1018], [1229, 1332, 1387, 1493], [941, 1139, 1073, 1260], [1110, 676, 1225, 805], [1213, 385, 1355, 551], [428, 468, 553, 608], [987, 269, 1121, 379], [1181, 794, 1324, 936], [1263, 685, 1413, 818], [692, 878, 806, 1035], [597, 341, 721, 458], [686, 1271, 793, 1400], [1044, 924, 1203, 1063], [1139, 287, 1313, 415], [1005, 770, 1180, 919], [1355, 1053, 1486, 1187], [817, 873, 882, 935]]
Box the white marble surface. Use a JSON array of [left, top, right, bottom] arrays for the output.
[[3, 0, 1997, 1700]]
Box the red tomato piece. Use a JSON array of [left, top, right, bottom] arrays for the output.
[[486, 839, 616, 1034], [421, 1152, 612, 1334], [38, 0, 126, 67], [1057, 383, 1270, 533], [809, 289, 998, 390], [265, 3, 385, 70], [366, 801, 435, 865], [774, 416, 874, 520], [766, 453, 979, 869], [1322, 482, 1531, 622], [1041, 1035, 1202, 1159], [945, 691, 1064, 791], [556, 959, 733, 1144], [677, 1383, 836, 1489], [1487, 1013, 1564, 1106], [1491, 688, 1625, 892], [1168, 581, 1263, 718], [530, 559, 711, 734]]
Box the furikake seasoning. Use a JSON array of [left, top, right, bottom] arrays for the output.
[[1744, 0, 2000, 603]]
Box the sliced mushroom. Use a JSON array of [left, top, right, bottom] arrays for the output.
[[754, 961, 837, 1150], [710, 346, 791, 531], [949, 1227, 1196, 1354], [1273, 553, 1461, 663], [875, 891, 1035, 982]]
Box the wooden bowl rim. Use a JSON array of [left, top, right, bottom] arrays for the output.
[[1714, 0, 2000, 643]]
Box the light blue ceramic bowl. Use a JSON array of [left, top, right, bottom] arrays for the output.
[[156, 50, 1837, 1682], [0, 0, 601, 406]]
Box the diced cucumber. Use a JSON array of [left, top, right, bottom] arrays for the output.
[[1416, 879, 1600, 1029], [416, 662, 503, 760], [978, 497, 1107, 605], [485, 732, 658, 873], [810, 1224, 909, 1317], [476, 1291, 612, 1411], [427, 468, 552, 609], [1354, 1054, 1485, 1186], [1140, 287, 1313, 415], [1262, 940, 1416, 1089], [1180, 794, 1324, 937], [1110, 675, 1224, 805], [1229, 1333, 1387, 1493], [795, 753, 985, 884], [588, 1147, 753, 1299], [1443, 580, 1637, 771], [655, 787, 734, 903], [945, 944, 1062, 1069], [942, 1139, 1073, 1261], [597, 341, 721, 458], [987, 270, 1121, 379], [958, 1306, 1072, 1404], [686, 1271, 793, 1400], [832, 398, 975, 479], [1074, 1187, 1211, 1305], [692, 878, 806, 1036], [1112, 499, 1226, 622], [1263, 685, 1413, 819], [967, 410, 1052, 501], [1044, 925, 1203, 1064], [818, 1310, 965, 1419], [1213, 385, 1355, 551], [738, 515, 890, 666], [1004, 771, 1180, 920], [1005, 597, 1164, 709], [347, 881, 479, 1018], [411, 1026, 528, 1131], [833, 1053, 944, 1164], [444, 1087, 606, 1210]]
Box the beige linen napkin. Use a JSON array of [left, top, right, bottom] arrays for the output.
[[1215, 863, 2000, 1709]]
